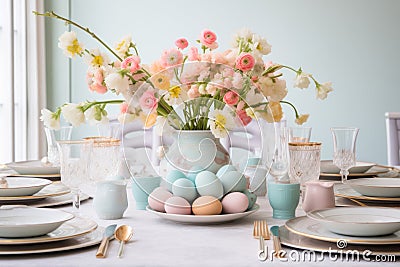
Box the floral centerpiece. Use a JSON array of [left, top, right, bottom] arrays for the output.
[[37, 11, 332, 140]]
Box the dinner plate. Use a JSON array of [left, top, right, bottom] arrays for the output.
[[0, 206, 74, 238], [334, 183, 400, 202], [0, 181, 70, 203], [30, 192, 90, 208], [7, 173, 61, 180], [320, 166, 389, 178], [320, 160, 376, 174], [279, 226, 400, 256], [346, 178, 400, 197], [0, 177, 52, 197], [0, 216, 97, 245], [6, 160, 60, 175], [0, 227, 103, 255], [307, 207, 400, 236], [146, 204, 259, 224], [285, 216, 400, 245]]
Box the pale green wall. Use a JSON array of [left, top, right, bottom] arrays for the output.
[[44, 0, 400, 164]]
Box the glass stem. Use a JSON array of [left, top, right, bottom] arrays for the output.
[[72, 189, 81, 213], [340, 169, 349, 184]]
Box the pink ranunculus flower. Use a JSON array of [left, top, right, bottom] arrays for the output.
[[121, 55, 141, 73], [188, 47, 200, 61], [160, 48, 184, 67], [223, 90, 240, 106], [120, 102, 129, 113], [187, 84, 200, 99], [237, 109, 252, 126], [200, 29, 217, 47], [87, 68, 107, 94], [90, 82, 107, 94], [175, 38, 188, 49], [236, 52, 255, 72], [139, 91, 158, 111]]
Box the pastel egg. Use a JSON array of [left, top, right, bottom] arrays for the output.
[[218, 171, 247, 193], [164, 196, 191, 215], [195, 171, 224, 199], [148, 187, 173, 212], [165, 170, 187, 191], [222, 192, 249, 214], [216, 164, 237, 178], [242, 189, 257, 210], [186, 166, 204, 183], [192, 196, 222, 215], [172, 178, 197, 203]]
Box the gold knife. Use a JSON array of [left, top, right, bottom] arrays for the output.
[[96, 224, 117, 258]]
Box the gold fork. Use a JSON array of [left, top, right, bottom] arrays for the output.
[[253, 220, 270, 260]]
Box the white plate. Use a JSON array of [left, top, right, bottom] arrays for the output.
[[30, 192, 90, 208], [0, 216, 98, 244], [307, 207, 400, 236], [347, 178, 400, 197], [320, 160, 376, 174], [0, 227, 103, 254], [146, 204, 259, 224], [334, 183, 400, 202], [279, 226, 400, 256], [285, 216, 400, 244], [0, 177, 52, 197], [6, 160, 60, 175], [0, 206, 74, 238]]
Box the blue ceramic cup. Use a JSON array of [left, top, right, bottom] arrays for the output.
[[268, 182, 300, 219], [131, 176, 161, 210]]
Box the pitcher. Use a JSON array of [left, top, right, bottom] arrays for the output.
[[93, 180, 128, 219], [302, 181, 335, 213]]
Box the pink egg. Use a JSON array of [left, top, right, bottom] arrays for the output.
[[221, 192, 249, 214], [148, 187, 173, 212], [164, 196, 192, 215]]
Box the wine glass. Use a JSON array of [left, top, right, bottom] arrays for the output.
[[331, 127, 359, 183], [288, 126, 312, 143], [57, 140, 93, 213]]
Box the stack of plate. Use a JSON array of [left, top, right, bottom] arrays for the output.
[[0, 206, 102, 254], [279, 207, 400, 256], [6, 160, 61, 180], [320, 160, 389, 179]]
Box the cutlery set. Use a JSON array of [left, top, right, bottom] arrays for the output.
[[253, 220, 285, 260], [96, 224, 133, 258]]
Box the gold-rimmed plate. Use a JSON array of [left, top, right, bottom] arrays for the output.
[[6, 160, 60, 175], [0, 227, 103, 255], [285, 216, 400, 245], [279, 225, 400, 256], [0, 182, 70, 203], [0, 216, 97, 245], [335, 183, 400, 202]]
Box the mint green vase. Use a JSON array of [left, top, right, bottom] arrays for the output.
[[164, 130, 230, 174]]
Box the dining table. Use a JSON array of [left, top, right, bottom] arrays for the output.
[[1, 179, 399, 267]]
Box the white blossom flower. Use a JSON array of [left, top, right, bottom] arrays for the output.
[[40, 109, 60, 130], [251, 35, 271, 55], [209, 109, 235, 138], [105, 72, 130, 95], [316, 82, 333, 100], [293, 72, 311, 89], [61, 103, 85, 127], [258, 77, 288, 102], [115, 35, 132, 58], [233, 28, 253, 47], [85, 106, 109, 125], [117, 112, 136, 124], [84, 48, 110, 67], [58, 31, 84, 58], [295, 114, 309, 125]]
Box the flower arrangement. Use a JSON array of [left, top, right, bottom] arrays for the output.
[[37, 11, 333, 139]]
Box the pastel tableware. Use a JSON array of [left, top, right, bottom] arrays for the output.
[[307, 207, 400, 237], [0, 177, 52, 197], [0, 206, 74, 238], [302, 181, 335, 213], [346, 178, 400, 197], [131, 176, 161, 210], [6, 160, 60, 175], [93, 180, 128, 219], [320, 160, 375, 174], [268, 182, 300, 219]]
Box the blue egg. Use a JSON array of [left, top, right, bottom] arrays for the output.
[[216, 164, 237, 178], [243, 189, 257, 210], [195, 171, 224, 199], [187, 166, 204, 183], [172, 178, 198, 203], [165, 170, 187, 192], [218, 170, 247, 193]]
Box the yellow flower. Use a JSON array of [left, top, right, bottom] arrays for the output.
[[91, 55, 104, 66], [58, 31, 84, 58], [151, 74, 170, 90], [168, 85, 181, 98], [140, 111, 157, 128], [295, 114, 309, 125], [67, 39, 83, 56]]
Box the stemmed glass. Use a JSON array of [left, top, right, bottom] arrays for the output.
[[331, 127, 359, 183], [269, 125, 290, 183], [57, 140, 93, 213]]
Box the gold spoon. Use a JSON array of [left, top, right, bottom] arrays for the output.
[[115, 225, 133, 258]]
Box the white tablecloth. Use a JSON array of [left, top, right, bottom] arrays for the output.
[[1, 189, 398, 267]]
